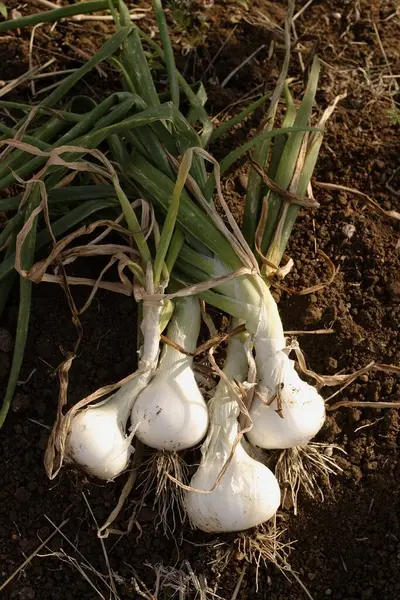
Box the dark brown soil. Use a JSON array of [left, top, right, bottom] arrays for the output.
[[1, 1, 399, 599]]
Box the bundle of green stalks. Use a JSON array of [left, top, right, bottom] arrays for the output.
[[0, 0, 345, 552]]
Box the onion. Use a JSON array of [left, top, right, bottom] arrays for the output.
[[65, 298, 163, 480], [65, 395, 134, 480], [186, 442, 281, 533], [185, 333, 281, 532], [131, 295, 208, 451], [247, 347, 326, 449]]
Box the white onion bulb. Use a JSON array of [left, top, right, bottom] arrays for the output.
[[247, 347, 326, 449], [131, 363, 208, 451], [65, 398, 134, 480], [131, 295, 208, 451], [185, 332, 280, 533], [186, 440, 280, 532], [64, 298, 163, 480], [179, 256, 326, 452]]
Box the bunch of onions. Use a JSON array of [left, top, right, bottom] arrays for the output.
[[185, 329, 280, 532], [62, 107, 329, 530], [24, 0, 341, 545], [117, 57, 329, 504]]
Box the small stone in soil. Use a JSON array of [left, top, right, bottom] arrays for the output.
[[350, 408, 362, 422], [342, 223, 356, 239], [304, 306, 323, 325], [366, 461, 378, 471]]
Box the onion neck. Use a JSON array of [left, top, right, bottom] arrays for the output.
[[205, 328, 249, 457], [158, 295, 200, 372], [202, 256, 285, 342], [103, 298, 163, 425], [239, 275, 285, 341], [204, 258, 286, 395]]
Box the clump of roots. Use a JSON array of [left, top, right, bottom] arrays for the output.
[[236, 517, 293, 585], [184, 518, 293, 595], [275, 442, 343, 514], [129, 560, 215, 599], [138, 450, 189, 537]]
